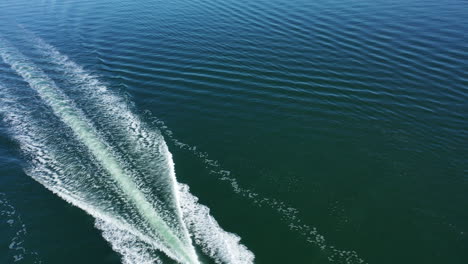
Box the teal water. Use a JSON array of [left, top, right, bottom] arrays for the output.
[[0, 0, 467, 263]]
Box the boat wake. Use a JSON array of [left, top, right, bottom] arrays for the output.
[[0, 34, 254, 264]]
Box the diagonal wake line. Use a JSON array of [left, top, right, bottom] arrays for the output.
[[0, 82, 168, 264], [0, 37, 200, 264], [1, 30, 255, 264], [24, 30, 254, 264]]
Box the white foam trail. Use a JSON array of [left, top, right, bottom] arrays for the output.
[[95, 219, 163, 264], [178, 184, 254, 264], [28, 34, 254, 264], [0, 39, 199, 264], [0, 82, 185, 264], [1, 32, 254, 264]]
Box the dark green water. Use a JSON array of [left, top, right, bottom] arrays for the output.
[[0, 0, 467, 263]]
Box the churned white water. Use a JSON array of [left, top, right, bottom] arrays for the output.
[[0, 36, 254, 264]]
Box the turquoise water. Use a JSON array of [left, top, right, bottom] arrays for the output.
[[0, 0, 467, 263]]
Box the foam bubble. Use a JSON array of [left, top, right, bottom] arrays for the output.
[[178, 183, 254, 264], [0, 193, 42, 263]]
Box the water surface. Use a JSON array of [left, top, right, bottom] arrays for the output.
[[0, 0, 467, 263]]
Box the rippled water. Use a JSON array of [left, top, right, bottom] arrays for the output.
[[0, 0, 467, 263]]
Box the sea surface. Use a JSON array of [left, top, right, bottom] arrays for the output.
[[0, 0, 467, 263]]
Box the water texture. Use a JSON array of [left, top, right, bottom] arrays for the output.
[[0, 0, 467, 263]]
